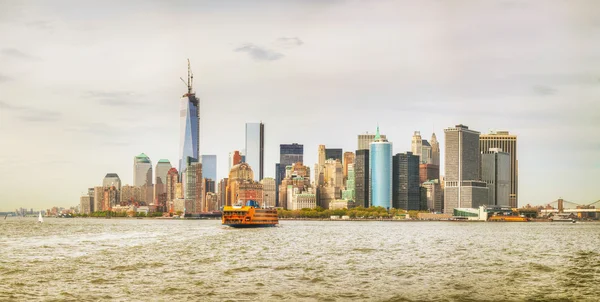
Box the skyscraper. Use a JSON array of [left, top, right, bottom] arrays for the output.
[[479, 131, 518, 208], [318, 145, 326, 167], [155, 159, 172, 206], [325, 148, 343, 162], [369, 126, 392, 209], [166, 168, 179, 202], [430, 133, 440, 166], [200, 155, 217, 181], [354, 149, 369, 208], [133, 153, 153, 204], [102, 173, 121, 190], [411, 131, 423, 158], [393, 152, 421, 210], [228, 151, 242, 171], [342, 164, 355, 201], [179, 60, 200, 175], [481, 148, 511, 207], [358, 132, 387, 150], [444, 124, 488, 213], [276, 143, 304, 206], [260, 177, 276, 208], [343, 152, 355, 179], [245, 122, 264, 181]]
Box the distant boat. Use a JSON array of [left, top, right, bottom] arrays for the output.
[[38, 212, 44, 223]]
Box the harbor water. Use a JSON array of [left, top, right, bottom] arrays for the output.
[[1, 218, 599, 301]]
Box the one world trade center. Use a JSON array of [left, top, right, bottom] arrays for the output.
[[179, 59, 200, 174]]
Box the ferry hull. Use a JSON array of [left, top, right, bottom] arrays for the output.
[[224, 223, 277, 228]]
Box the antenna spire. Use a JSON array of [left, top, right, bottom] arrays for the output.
[[187, 58, 192, 94]]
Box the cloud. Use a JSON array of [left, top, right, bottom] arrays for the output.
[[0, 100, 62, 122], [85, 90, 140, 106], [275, 37, 304, 48], [1, 48, 39, 60], [234, 44, 284, 61], [26, 20, 55, 31], [532, 85, 557, 96]]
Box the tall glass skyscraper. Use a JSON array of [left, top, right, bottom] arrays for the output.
[[200, 155, 217, 181], [179, 60, 200, 174], [369, 127, 392, 209], [245, 122, 264, 181]]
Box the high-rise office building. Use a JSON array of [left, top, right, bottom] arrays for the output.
[[184, 158, 201, 213], [276, 143, 304, 206], [342, 164, 355, 201], [133, 153, 153, 205], [354, 149, 369, 208], [325, 148, 343, 162], [103, 173, 121, 190], [228, 151, 242, 171], [179, 60, 200, 175], [343, 152, 355, 179], [279, 163, 311, 209], [218, 178, 228, 209], [444, 124, 488, 213], [411, 131, 436, 164], [422, 179, 443, 212], [430, 133, 440, 166], [260, 177, 276, 208], [245, 122, 264, 181], [166, 168, 179, 202], [369, 127, 392, 209], [322, 159, 344, 188], [200, 155, 217, 181], [120, 185, 143, 205], [411, 131, 423, 158], [419, 164, 440, 184], [80, 195, 93, 214], [358, 132, 387, 150], [154, 159, 172, 206], [226, 163, 255, 206], [480, 131, 518, 208], [318, 145, 326, 167], [392, 152, 421, 210], [481, 148, 511, 207]]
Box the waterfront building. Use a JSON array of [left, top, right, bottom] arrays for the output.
[[154, 159, 172, 207], [444, 124, 488, 213], [480, 130, 518, 208], [330, 199, 355, 210], [322, 159, 344, 188], [481, 148, 511, 207], [369, 126, 393, 209], [218, 178, 228, 209], [318, 185, 341, 209], [430, 133, 440, 166], [178, 60, 200, 174], [228, 150, 242, 171], [200, 155, 217, 181], [175, 183, 183, 199], [80, 195, 93, 214], [184, 158, 202, 213], [120, 185, 143, 205], [245, 122, 264, 181], [103, 173, 121, 190], [358, 132, 387, 150], [342, 164, 355, 201], [276, 143, 304, 206], [392, 152, 421, 210], [279, 163, 311, 209], [422, 179, 443, 212], [238, 181, 263, 206], [94, 186, 104, 212], [205, 192, 218, 212], [260, 177, 276, 208], [99, 186, 119, 210], [343, 152, 355, 180], [289, 187, 317, 210], [354, 149, 369, 208], [419, 164, 440, 185], [133, 153, 153, 204], [166, 168, 179, 202], [226, 163, 254, 206]]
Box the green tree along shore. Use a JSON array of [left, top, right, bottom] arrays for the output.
[[277, 206, 428, 219]]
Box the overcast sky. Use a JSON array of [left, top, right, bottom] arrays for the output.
[[1, 0, 599, 211]]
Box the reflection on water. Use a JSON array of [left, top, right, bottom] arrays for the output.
[[1, 218, 599, 301]]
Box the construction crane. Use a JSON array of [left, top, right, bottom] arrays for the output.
[[180, 58, 194, 97]]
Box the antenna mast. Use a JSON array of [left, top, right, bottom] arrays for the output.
[[187, 58, 192, 94]]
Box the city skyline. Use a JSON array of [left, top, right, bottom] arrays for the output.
[[1, 1, 599, 211]]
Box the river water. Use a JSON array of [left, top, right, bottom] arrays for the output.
[[1, 218, 599, 301]]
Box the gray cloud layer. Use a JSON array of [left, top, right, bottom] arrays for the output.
[[234, 44, 284, 61], [275, 37, 304, 48], [1, 48, 39, 60], [0, 100, 61, 122]]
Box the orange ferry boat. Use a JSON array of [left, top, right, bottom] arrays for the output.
[[222, 200, 278, 228], [488, 215, 529, 222]]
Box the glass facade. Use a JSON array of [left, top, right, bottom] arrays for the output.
[[201, 155, 217, 181], [245, 123, 264, 181], [369, 141, 392, 209], [179, 95, 199, 174]]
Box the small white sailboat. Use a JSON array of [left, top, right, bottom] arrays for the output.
[[38, 211, 44, 223]]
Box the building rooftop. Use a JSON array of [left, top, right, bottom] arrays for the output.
[[158, 159, 171, 163]]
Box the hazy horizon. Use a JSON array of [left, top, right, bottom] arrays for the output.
[[1, 0, 599, 211]]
